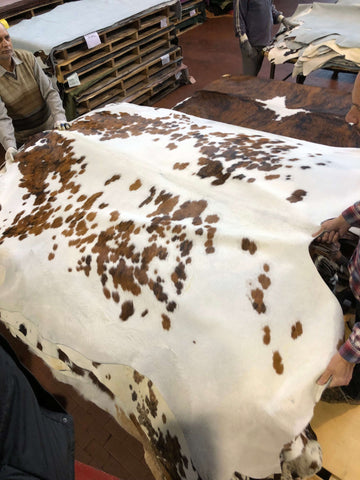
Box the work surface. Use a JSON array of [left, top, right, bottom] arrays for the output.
[[175, 75, 360, 148]]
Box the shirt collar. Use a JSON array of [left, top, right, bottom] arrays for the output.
[[0, 52, 22, 77]]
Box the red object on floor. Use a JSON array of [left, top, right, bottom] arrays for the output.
[[75, 461, 120, 480]]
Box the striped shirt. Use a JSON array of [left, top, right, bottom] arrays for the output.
[[339, 201, 360, 363]]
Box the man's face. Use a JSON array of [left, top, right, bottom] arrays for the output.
[[0, 24, 13, 63]]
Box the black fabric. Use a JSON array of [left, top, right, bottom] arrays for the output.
[[342, 362, 360, 400], [0, 334, 75, 480], [341, 301, 360, 399]]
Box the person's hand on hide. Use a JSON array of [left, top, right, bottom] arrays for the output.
[[312, 215, 351, 244], [54, 120, 70, 131], [5, 146, 17, 163], [317, 351, 355, 387], [241, 39, 257, 58], [281, 17, 298, 30]]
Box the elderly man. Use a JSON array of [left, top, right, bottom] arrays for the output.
[[0, 21, 69, 164], [313, 72, 360, 403]]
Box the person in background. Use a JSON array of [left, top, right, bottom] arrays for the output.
[[313, 72, 360, 403], [233, 0, 297, 76], [0, 20, 69, 165], [345, 71, 360, 128]]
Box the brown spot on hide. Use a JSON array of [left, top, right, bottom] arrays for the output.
[[173, 162, 189, 170], [287, 189, 307, 203], [251, 288, 266, 314], [263, 326, 271, 345], [51, 217, 63, 228], [166, 142, 177, 150], [146, 380, 158, 418], [120, 300, 134, 321], [133, 370, 144, 384], [150, 191, 179, 217], [58, 348, 70, 364], [273, 351, 284, 375], [205, 214, 219, 224], [86, 212, 96, 221], [130, 179, 142, 191], [263, 263, 270, 272], [291, 321, 303, 339], [242, 238, 257, 255], [265, 174, 280, 180], [19, 324, 27, 336], [109, 211, 119, 222], [105, 174, 120, 186], [258, 273, 271, 289], [310, 461, 321, 471], [112, 291, 120, 303], [172, 200, 208, 221], [162, 314, 171, 330]]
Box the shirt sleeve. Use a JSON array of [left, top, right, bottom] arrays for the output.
[[339, 322, 360, 363], [33, 58, 67, 124], [272, 3, 283, 24], [0, 96, 17, 151], [233, 0, 248, 38], [342, 201, 360, 228]]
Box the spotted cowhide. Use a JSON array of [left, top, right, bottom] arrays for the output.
[[0, 102, 359, 480]]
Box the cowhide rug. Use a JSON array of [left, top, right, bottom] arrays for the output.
[[1, 102, 359, 480]]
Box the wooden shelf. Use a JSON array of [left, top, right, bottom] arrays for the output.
[[2, 1, 191, 119]]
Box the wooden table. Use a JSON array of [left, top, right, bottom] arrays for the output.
[[175, 74, 360, 148]]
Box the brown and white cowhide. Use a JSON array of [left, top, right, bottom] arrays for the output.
[[0, 102, 359, 480]]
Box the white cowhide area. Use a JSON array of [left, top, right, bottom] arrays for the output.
[[0, 103, 359, 480]]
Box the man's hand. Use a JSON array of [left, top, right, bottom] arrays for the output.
[[312, 215, 350, 243], [281, 17, 298, 30], [317, 351, 355, 387], [54, 120, 70, 131], [5, 146, 17, 163], [241, 39, 257, 58]]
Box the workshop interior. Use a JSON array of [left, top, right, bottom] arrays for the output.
[[0, 1, 359, 480]]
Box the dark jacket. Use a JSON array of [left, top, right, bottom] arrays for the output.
[[0, 334, 74, 480]]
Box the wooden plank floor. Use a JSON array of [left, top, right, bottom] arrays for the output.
[[310, 401, 360, 480]]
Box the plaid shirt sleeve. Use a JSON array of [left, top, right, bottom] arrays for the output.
[[338, 201, 360, 362], [342, 201, 360, 301], [342, 201, 360, 227], [339, 322, 360, 363]]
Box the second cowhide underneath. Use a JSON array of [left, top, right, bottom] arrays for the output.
[[0, 103, 359, 479]]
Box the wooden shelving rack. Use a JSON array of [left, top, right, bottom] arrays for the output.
[[174, 0, 206, 35], [2, 1, 193, 119]]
